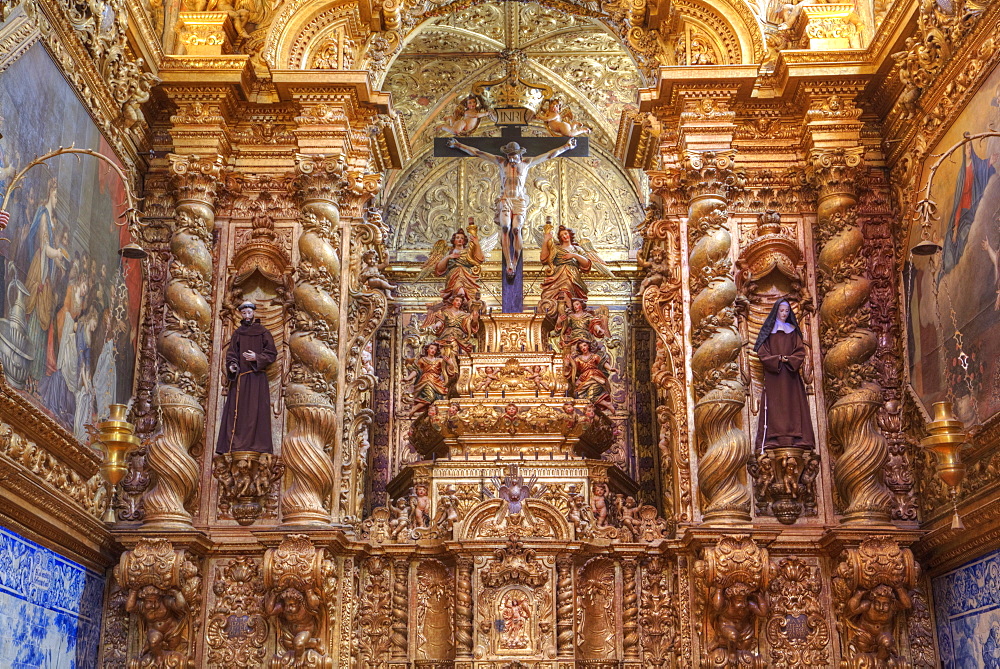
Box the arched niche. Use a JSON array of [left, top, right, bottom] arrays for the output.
[[460, 498, 573, 541]]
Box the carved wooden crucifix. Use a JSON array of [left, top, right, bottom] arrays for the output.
[[434, 126, 589, 313]]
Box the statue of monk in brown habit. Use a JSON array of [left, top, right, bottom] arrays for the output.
[[216, 301, 277, 454]]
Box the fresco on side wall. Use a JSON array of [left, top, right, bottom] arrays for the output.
[[906, 61, 1000, 426], [0, 526, 104, 668], [0, 44, 141, 441], [933, 547, 1000, 668]]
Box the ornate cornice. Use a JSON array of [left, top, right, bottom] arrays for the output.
[[0, 363, 101, 476], [0, 365, 113, 568]]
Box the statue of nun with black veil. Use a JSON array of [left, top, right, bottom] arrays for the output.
[[753, 299, 815, 451]]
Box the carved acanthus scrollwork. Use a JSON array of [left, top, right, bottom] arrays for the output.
[[262, 534, 338, 668], [892, 0, 989, 118], [143, 153, 224, 528], [114, 538, 203, 669], [860, 188, 917, 523], [639, 556, 677, 667], [638, 192, 690, 524], [101, 583, 129, 668], [808, 147, 892, 524], [280, 154, 345, 525], [694, 535, 770, 668], [43, 0, 159, 132], [832, 536, 917, 669], [766, 557, 831, 667], [357, 556, 393, 667], [341, 206, 391, 523], [206, 557, 267, 668], [118, 210, 172, 521], [682, 150, 751, 524]]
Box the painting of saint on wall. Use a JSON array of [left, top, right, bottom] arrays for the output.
[[906, 61, 1000, 426], [0, 44, 140, 441]]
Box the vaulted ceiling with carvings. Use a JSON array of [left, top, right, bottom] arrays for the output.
[[382, 2, 646, 263], [382, 2, 644, 150]]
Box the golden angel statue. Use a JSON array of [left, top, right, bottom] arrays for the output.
[[408, 342, 457, 417], [417, 223, 494, 304], [423, 292, 482, 356], [564, 340, 616, 414], [551, 295, 609, 354], [535, 98, 591, 137], [537, 220, 613, 315], [436, 95, 494, 137]]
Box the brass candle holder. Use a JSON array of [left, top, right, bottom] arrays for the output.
[[920, 401, 969, 530], [91, 403, 141, 523]]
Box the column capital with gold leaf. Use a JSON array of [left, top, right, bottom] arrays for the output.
[[158, 74, 246, 157]]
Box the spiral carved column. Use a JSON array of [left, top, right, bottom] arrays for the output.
[[280, 154, 344, 526], [622, 558, 640, 660], [683, 150, 751, 524], [455, 557, 474, 658], [390, 558, 409, 658], [808, 148, 892, 524], [143, 154, 223, 527], [556, 556, 574, 656]]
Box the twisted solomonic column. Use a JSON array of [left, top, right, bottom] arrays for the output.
[[280, 154, 344, 525], [454, 557, 474, 658], [808, 148, 892, 524], [622, 558, 640, 660], [556, 556, 574, 657], [683, 150, 751, 524], [143, 154, 223, 527], [391, 558, 409, 658]]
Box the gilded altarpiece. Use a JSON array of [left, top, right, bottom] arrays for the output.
[[6, 0, 1000, 665]]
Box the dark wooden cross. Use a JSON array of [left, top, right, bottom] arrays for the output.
[[434, 125, 589, 313]]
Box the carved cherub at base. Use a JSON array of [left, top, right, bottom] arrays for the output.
[[265, 586, 332, 668], [126, 585, 191, 668]]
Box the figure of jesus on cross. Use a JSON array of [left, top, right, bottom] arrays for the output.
[[447, 136, 577, 280]]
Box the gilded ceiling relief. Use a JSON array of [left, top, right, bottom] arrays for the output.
[[386, 57, 498, 137], [428, 1, 506, 43], [385, 148, 640, 260], [383, 1, 640, 151]]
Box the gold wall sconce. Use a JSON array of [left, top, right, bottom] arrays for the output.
[[91, 403, 141, 523], [920, 400, 969, 530]]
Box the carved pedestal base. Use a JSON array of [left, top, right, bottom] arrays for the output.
[[802, 4, 861, 50], [212, 451, 284, 526], [750, 447, 820, 525], [177, 12, 236, 56]]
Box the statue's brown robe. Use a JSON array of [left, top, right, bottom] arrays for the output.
[[215, 320, 276, 454], [755, 330, 815, 450]]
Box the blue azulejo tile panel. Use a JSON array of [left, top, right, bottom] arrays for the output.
[[0, 526, 104, 668], [933, 547, 1000, 668]]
